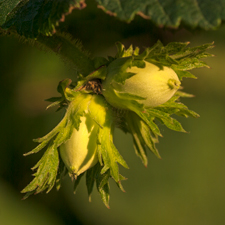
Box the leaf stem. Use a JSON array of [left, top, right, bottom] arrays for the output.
[[36, 33, 95, 76]]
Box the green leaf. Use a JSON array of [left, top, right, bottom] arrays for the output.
[[158, 95, 200, 118], [87, 94, 109, 128], [115, 42, 140, 58], [137, 111, 162, 137], [103, 41, 213, 169], [55, 158, 68, 191], [0, 0, 21, 25], [140, 120, 159, 158], [67, 93, 93, 130], [57, 78, 72, 96], [175, 91, 195, 98], [114, 90, 146, 101], [175, 107, 200, 118], [107, 56, 134, 84], [73, 173, 85, 193], [93, 56, 109, 69], [21, 143, 59, 197], [85, 66, 108, 81], [86, 164, 101, 201], [112, 89, 146, 113], [45, 79, 73, 110], [125, 111, 160, 166], [1, 0, 86, 37], [72, 66, 108, 94], [142, 41, 214, 72], [172, 58, 209, 71], [86, 163, 111, 208], [97, 123, 128, 183], [24, 115, 68, 156], [22, 92, 94, 199], [173, 70, 197, 80], [46, 98, 62, 110], [96, 172, 110, 209], [96, 0, 225, 30], [147, 108, 186, 133]]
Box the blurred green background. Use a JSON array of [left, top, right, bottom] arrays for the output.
[[1, 1, 225, 225]]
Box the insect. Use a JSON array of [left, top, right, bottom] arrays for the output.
[[77, 78, 102, 94]]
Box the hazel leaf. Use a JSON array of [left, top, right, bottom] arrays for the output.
[[97, 124, 128, 183], [86, 163, 111, 208], [86, 163, 101, 200], [106, 56, 134, 84], [24, 116, 68, 156], [96, 0, 225, 30], [96, 172, 110, 208], [1, 0, 86, 37], [73, 173, 85, 194], [84, 66, 108, 81], [21, 143, 59, 197], [126, 112, 149, 166], [147, 108, 186, 133]]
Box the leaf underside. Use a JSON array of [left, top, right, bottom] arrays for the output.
[[1, 0, 225, 39], [96, 0, 225, 30], [0, 0, 85, 38]]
